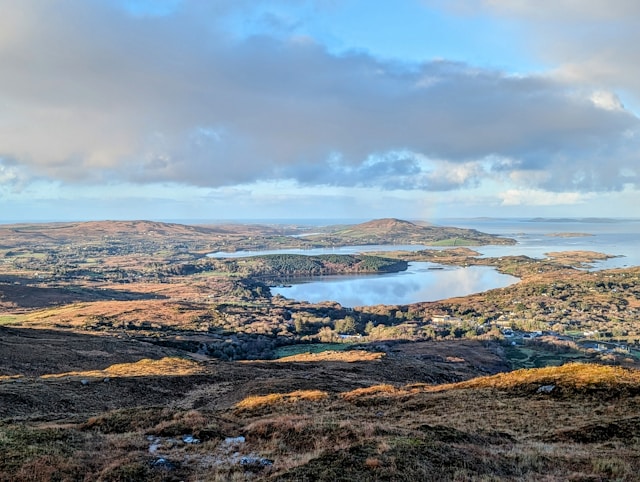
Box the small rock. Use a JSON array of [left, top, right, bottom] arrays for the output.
[[80, 379, 89, 386], [148, 441, 160, 454], [537, 384, 555, 393], [224, 436, 245, 445], [151, 457, 175, 470], [240, 456, 273, 467], [183, 435, 200, 444]]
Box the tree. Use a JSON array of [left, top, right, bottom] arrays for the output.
[[335, 316, 356, 334], [318, 326, 337, 342], [364, 321, 375, 335]]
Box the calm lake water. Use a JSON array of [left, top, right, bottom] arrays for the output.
[[270, 263, 518, 307], [209, 218, 640, 307]]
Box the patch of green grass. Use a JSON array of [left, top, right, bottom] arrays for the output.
[[564, 331, 583, 337], [195, 271, 236, 278], [504, 343, 592, 370], [429, 238, 481, 247], [0, 315, 25, 325], [504, 345, 528, 361], [9, 251, 47, 259]]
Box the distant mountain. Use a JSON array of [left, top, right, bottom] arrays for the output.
[[0, 219, 516, 258], [336, 218, 418, 234], [6, 220, 224, 240], [1, 220, 294, 244], [307, 218, 515, 246]]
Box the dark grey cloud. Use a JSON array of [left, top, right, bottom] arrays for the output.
[[280, 154, 486, 191], [0, 0, 639, 194]]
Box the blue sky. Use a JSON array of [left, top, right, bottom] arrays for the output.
[[1, 0, 639, 222]]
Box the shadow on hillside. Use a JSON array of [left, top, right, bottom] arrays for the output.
[[0, 274, 48, 285], [0, 282, 167, 309], [239, 339, 511, 387], [0, 326, 175, 377]]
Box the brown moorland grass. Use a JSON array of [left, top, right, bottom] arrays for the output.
[[452, 362, 640, 391], [5, 220, 640, 480], [15, 298, 212, 329], [545, 250, 614, 265], [247, 350, 385, 363], [39, 357, 204, 379], [235, 390, 330, 412], [3, 361, 640, 480], [338, 363, 640, 404]]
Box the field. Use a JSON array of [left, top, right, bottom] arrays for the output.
[[1, 219, 640, 480], [2, 340, 640, 481], [504, 343, 590, 369]]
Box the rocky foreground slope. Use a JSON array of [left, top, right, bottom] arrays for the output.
[[1, 331, 639, 481]]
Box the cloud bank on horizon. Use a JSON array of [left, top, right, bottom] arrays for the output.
[[1, 0, 639, 219]]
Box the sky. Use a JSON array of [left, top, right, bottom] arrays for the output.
[[1, 0, 640, 222]]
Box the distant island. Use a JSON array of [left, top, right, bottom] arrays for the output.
[[298, 218, 516, 247], [545, 232, 594, 238], [529, 217, 624, 223]]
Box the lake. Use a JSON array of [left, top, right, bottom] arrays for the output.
[[209, 218, 640, 307], [270, 263, 518, 307]]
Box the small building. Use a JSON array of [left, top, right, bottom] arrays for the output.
[[431, 315, 461, 325]]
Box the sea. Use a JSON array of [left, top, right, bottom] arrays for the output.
[[435, 218, 640, 270], [210, 217, 640, 307]]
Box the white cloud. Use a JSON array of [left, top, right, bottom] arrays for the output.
[[431, 1, 640, 105], [431, 1, 640, 21], [0, 0, 638, 198], [589, 90, 624, 111], [0, 164, 19, 184], [499, 189, 588, 206]]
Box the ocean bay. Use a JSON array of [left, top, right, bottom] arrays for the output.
[[210, 219, 640, 307]]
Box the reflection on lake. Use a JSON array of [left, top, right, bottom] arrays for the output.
[[271, 262, 518, 307], [208, 244, 429, 258]]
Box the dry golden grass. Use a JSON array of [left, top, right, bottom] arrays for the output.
[[364, 457, 382, 468], [17, 297, 212, 329], [454, 362, 640, 391], [39, 357, 204, 380], [4, 360, 640, 481], [235, 390, 329, 412], [545, 250, 612, 264], [340, 384, 403, 402], [339, 363, 640, 404], [252, 350, 385, 363], [0, 375, 24, 382]]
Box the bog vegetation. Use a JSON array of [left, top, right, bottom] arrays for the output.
[[0, 219, 639, 480]]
